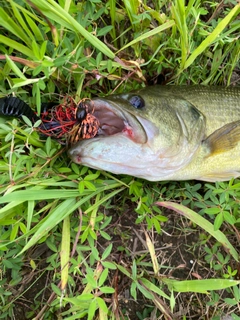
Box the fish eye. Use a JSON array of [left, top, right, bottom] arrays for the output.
[[128, 95, 145, 109], [76, 104, 87, 121]]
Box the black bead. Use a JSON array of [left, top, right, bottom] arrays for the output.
[[76, 105, 87, 121]]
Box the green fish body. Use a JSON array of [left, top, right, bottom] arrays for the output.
[[69, 86, 240, 182]]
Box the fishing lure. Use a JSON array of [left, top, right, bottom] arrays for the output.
[[0, 95, 100, 145]]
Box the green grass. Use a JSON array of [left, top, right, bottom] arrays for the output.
[[0, 0, 240, 319]]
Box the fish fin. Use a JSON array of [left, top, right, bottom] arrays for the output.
[[204, 120, 240, 155], [197, 171, 240, 182]]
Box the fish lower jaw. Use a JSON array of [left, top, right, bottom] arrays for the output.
[[70, 155, 189, 181]]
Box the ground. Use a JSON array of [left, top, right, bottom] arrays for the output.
[[10, 203, 240, 320]]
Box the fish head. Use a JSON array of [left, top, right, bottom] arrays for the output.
[[68, 87, 206, 180]]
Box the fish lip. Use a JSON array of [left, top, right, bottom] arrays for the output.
[[83, 98, 147, 143]]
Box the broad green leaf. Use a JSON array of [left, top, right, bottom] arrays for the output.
[[84, 181, 96, 191], [97, 297, 108, 316], [5, 55, 27, 80], [101, 261, 117, 270], [101, 244, 112, 260], [99, 230, 111, 240], [214, 212, 223, 231], [12, 78, 43, 88], [140, 278, 170, 300], [99, 268, 108, 287], [130, 282, 137, 300], [116, 264, 131, 278], [204, 207, 221, 214], [88, 298, 97, 320], [10, 224, 19, 241], [84, 173, 100, 181], [136, 282, 154, 299], [99, 286, 115, 294], [51, 283, 62, 296], [223, 211, 236, 225]]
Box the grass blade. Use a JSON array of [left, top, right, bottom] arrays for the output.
[[63, 0, 72, 13], [61, 215, 70, 291], [145, 232, 159, 275], [24, 13, 45, 42], [29, 0, 115, 59], [183, 3, 240, 70], [18, 198, 76, 255], [172, 0, 188, 68], [0, 7, 31, 46], [163, 278, 240, 293], [0, 35, 35, 58], [9, 0, 35, 42], [117, 20, 175, 53], [109, 0, 116, 41], [122, 0, 138, 26], [0, 189, 81, 205]]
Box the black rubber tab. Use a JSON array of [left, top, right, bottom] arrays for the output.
[[0, 97, 39, 123]]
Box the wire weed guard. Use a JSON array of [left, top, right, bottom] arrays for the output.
[[0, 95, 100, 146], [39, 97, 78, 143]]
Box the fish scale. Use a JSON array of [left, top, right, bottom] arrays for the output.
[[134, 86, 240, 136]]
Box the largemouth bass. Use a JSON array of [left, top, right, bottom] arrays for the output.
[[69, 86, 240, 182]]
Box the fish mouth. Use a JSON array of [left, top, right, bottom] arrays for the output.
[[83, 98, 147, 143], [68, 98, 150, 167]]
